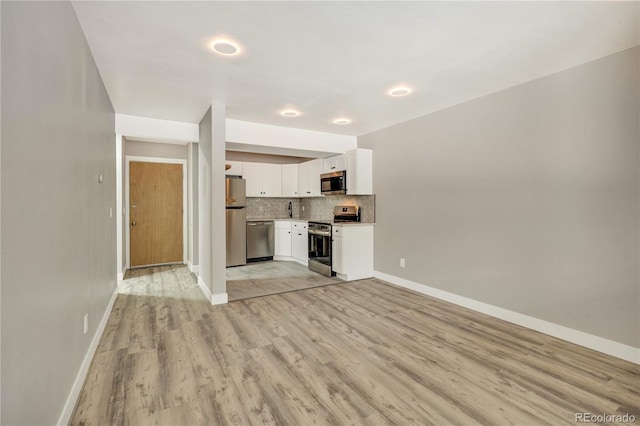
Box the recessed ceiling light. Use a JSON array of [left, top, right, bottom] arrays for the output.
[[281, 109, 300, 117], [388, 87, 412, 97], [333, 118, 352, 125], [211, 39, 241, 56]]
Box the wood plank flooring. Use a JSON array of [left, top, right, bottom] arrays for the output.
[[226, 261, 341, 301], [71, 265, 639, 425]]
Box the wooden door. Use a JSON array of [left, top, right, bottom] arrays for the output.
[[130, 161, 183, 267]]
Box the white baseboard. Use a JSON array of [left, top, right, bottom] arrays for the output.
[[57, 286, 119, 425], [187, 261, 199, 275], [273, 255, 295, 262], [196, 276, 227, 305], [197, 276, 213, 302], [211, 292, 228, 305], [374, 271, 640, 365]]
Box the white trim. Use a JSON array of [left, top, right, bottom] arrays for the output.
[[125, 156, 188, 269], [115, 134, 124, 280], [273, 255, 296, 262], [117, 272, 124, 282], [197, 276, 213, 302], [211, 292, 229, 305], [374, 271, 640, 365], [187, 261, 199, 275], [115, 114, 199, 144], [226, 118, 356, 156], [187, 143, 195, 270], [57, 287, 119, 426], [294, 258, 309, 267], [197, 276, 228, 305]]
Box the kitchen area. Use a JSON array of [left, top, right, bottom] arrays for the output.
[[225, 148, 375, 301]]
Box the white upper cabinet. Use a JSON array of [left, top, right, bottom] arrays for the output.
[[282, 164, 299, 197], [261, 164, 282, 197], [242, 162, 282, 197], [236, 151, 366, 198], [242, 162, 262, 196], [298, 159, 322, 197], [345, 148, 373, 195], [321, 154, 346, 174], [225, 161, 243, 177]]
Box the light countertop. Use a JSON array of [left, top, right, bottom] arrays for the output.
[[246, 217, 374, 226]]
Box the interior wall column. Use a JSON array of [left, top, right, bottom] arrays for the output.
[[211, 104, 227, 303]]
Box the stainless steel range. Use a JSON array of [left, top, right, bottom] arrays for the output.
[[308, 205, 361, 277], [308, 221, 333, 277]]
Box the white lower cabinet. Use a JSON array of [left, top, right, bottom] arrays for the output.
[[331, 225, 374, 280], [292, 221, 309, 264], [332, 232, 344, 274], [274, 221, 292, 257]]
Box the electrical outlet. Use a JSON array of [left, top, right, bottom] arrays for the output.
[[84, 313, 89, 334], [400, 258, 406, 268], [109, 207, 113, 218], [302, 206, 305, 212]]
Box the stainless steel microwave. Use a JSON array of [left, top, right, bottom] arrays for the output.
[[320, 170, 346, 195]]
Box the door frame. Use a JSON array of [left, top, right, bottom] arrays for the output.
[[125, 155, 188, 269]]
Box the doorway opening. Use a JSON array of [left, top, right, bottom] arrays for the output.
[[125, 156, 187, 269]]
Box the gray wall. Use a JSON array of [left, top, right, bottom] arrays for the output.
[[125, 139, 188, 160], [211, 105, 227, 296], [1, 2, 116, 424], [199, 107, 213, 292], [198, 105, 226, 297], [359, 47, 639, 348]]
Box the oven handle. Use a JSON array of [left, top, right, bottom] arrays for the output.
[[308, 230, 331, 236]]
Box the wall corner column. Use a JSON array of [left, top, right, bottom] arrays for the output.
[[211, 104, 227, 301]]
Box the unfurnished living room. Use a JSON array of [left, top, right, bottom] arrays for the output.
[[1, 1, 639, 425]]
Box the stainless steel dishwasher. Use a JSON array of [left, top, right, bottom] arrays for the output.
[[246, 221, 275, 262]]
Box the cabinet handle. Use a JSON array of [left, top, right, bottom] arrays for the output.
[[331, 166, 336, 169]]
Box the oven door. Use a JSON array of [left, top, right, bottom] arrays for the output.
[[308, 231, 334, 276]]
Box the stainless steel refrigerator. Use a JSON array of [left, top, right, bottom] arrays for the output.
[[226, 178, 246, 267]]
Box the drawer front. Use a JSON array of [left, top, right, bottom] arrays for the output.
[[332, 226, 343, 236], [275, 221, 292, 230]]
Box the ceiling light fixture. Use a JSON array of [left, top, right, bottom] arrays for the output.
[[388, 87, 412, 97], [333, 118, 352, 125], [211, 39, 241, 56], [281, 109, 300, 117]]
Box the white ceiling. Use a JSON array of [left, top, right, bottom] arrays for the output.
[[73, 1, 639, 137]]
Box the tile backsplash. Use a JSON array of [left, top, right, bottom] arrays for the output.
[[246, 198, 300, 220], [246, 195, 375, 223]]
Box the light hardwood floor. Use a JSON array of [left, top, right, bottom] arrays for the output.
[[226, 261, 341, 301], [71, 265, 639, 425]]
